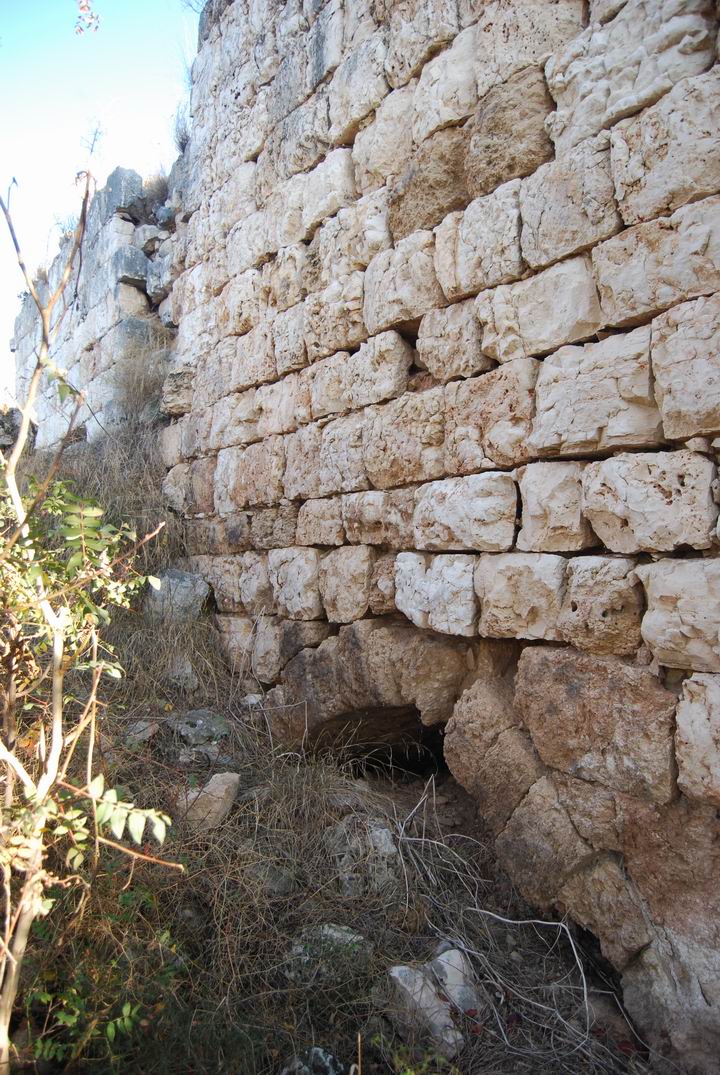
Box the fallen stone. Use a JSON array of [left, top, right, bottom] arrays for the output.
[[143, 568, 210, 624], [181, 772, 241, 830], [387, 964, 464, 1059]]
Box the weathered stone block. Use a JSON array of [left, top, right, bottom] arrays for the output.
[[364, 231, 446, 334], [592, 195, 720, 327], [520, 132, 621, 269], [252, 616, 331, 683], [267, 546, 324, 620], [676, 674, 720, 807], [475, 255, 604, 363], [237, 551, 276, 616], [635, 559, 720, 672], [411, 25, 478, 144], [231, 321, 276, 391], [444, 359, 540, 473], [318, 545, 376, 623], [208, 389, 259, 451], [342, 489, 415, 549], [388, 127, 469, 241], [363, 388, 445, 488], [273, 303, 308, 375], [214, 437, 285, 513], [413, 474, 516, 552], [310, 331, 413, 419], [256, 373, 312, 437], [545, 0, 717, 154], [558, 556, 644, 656], [317, 189, 391, 284], [464, 66, 554, 199], [582, 451, 718, 554], [475, 552, 566, 641], [216, 614, 255, 672], [301, 148, 357, 232], [352, 82, 416, 195], [416, 299, 493, 382], [369, 554, 397, 614], [529, 327, 663, 457], [296, 497, 345, 546], [304, 272, 367, 361], [249, 504, 299, 550], [395, 552, 479, 637], [516, 462, 594, 552], [611, 68, 720, 226], [516, 647, 677, 803], [328, 32, 389, 144], [558, 856, 652, 969], [384, 0, 458, 89], [434, 180, 524, 302], [651, 293, 720, 440], [263, 246, 307, 313]]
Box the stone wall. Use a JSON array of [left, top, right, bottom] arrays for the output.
[[15, 0, 720, 1069]]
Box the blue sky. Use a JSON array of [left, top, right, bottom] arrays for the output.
[[0, 0, 199, 401]]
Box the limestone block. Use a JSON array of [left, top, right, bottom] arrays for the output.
[[231, 321, 276, 392], [611, 69, 720, 226], [495, 775, 594, 910], [296, 498, 345, 546], [516, 648, 677, 803], [318, 412, 370, 496], [310, 331, 413, 419], [635, 559, 720, 672], [328, 32, 389, 144], [558, 556, 644, 656], [187, 554, 244, 613], [249, 504, 299, 550], [529, 327, 664, 457], [369, 554, 397, 614], [363, 388, 445, 488], [444, 643, 544, 832], [304, 272, 367, 362], [208, 389, 260, 451], [238, 551, 276, 616], [273, 303, 308, 375], [263, 92, 331, 186], [161, 364, 195, 418], [216, 614, 255, 672], [255, 374, 312, 437], [283, 424, 324, 500], [352, 81, 416, 195], [208, 161, 257, 239], [220, 269, 267, 335], [214, 437, 285, 513], [411, 26, 478, 145], [301, 149, 357, 232], [252, 616, 332, 684], [342, 489, 415, 548], [592, 195, 720, 327], [387, 965, 464, 1060], [545, 0, 718, 154], [520, 133, 621, 270], [305, 0, 343, 93], [651, 293, 720, 440], [265, 173, 309, 247], [318, 545, 376, 623], [589, 0, 627, 21], [516, 462, 594, 552], [475, 553, 567, 641], [159, 423, 183, 469], [388, 127, 469, 241], [263, 246, 307, 313], [317, 189, 391, 284], [182, 773, 241, 830], [364, 231, 446, 334], [395, 552, 479, 637], [384, 0, 458, 89], [444, 359, 540, 473], [676, 674, 720, 807], [475, 255, 604, 363], [416, 299, 493, 382], [413, 474, 517, 552], [474, 0, 585, 99], [464, 66, 554, 199], [267, 547, 324, 620], [434, 180, 524, 302], [582, 451, 718, 554], [226, 209, 277, 275], [162, 463, 191, 515]]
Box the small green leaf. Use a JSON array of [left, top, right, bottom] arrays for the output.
[[127, 811, 146, 845], [88, 774, 104, 799], [150, 815, 167, 845], [106, 1022, 116, 1043], [147, 575, 161, 590]]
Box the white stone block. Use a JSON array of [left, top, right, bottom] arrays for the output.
[[558, 555, 643, 656], [434, 180, 524, 301], [267, 546, 324, 620], [395, 552, 479, 637], [296, 498, 345, 546], [318, 189, 391, 284], [413, 474, 517, 552], [304, 272, 367, 362], [475, 552, 567, 641], [411, 25, 478, 144], [582, 451, 718, 554], [416, 299, 494, 382], [611, 68, 720, 226], [301, 148, 357, 232], [363, 387, 445, 488], [352, 82, 416, 195], [364, 230, 446, 335], [635, 559, 720, 672], [676, 673, 720, 807], [318, 545, 376, 623], [516, 462, 595, 552], [529, 327, 663, 457], [475, 255, 603, 363], [545, 0, 717, 154], [651, 292, 720, 440], [342, 489, 416, 548], [310, 331, 413, 419], [328, 32, 389, 144], [385, 0, 458, 89]]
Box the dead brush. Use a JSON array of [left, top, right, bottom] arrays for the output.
[[90, 708, 652, 1075]]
